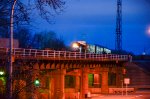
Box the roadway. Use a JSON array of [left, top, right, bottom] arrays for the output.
[[91, 90, 150, 99], [91, 94, 150, 99]]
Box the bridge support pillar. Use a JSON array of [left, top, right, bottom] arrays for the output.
[[116, 73, 122, 87], [31, 69, 40, 99], [75, 74, 81, 99], [13, 80, 27, 99], [116, 67, 123, 87], [101, 69, 109, 94], [53, 69, 66, 99], [81, 68, 89, 99], [75, 76, 80, 92]]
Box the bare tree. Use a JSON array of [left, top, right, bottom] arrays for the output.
[[32, 33, 43, 49], [0, 0, 65, 37], [31, 31, 66, 50], [34, 0, 65, 22], [15, 27, 32, 48]]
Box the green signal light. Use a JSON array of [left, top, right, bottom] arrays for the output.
[[34, 79, 40, 87]]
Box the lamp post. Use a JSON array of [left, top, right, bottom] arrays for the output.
[[7, 0, 17, 99]]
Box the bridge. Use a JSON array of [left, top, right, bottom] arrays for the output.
[[0, 48, 132, 99], [0, 48, 130, 60]]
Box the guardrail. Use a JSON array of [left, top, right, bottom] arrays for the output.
[[109, 88, 135, 94], [0, 48, 132, 61]]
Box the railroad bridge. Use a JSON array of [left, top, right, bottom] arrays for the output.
[[0, 48, 131, 99]]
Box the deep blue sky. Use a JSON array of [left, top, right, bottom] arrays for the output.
[[32, 0, 150, 55]]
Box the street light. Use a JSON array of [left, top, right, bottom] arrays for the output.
[[34, 78, 40, 87], [7, 0, 17, 99], [0, 71, 5, 76]]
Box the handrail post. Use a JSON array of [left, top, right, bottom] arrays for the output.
[[89, 53, 91, 59], [34, 50, 37, 57], [29, 49, 31, 56], [129, 55, 132, 62], [42, 50, 44, 57], [96, 54, 97, 59], [23, 49, 25, 56], [46, 50, 48, 57], [64, 51, 66, 58], [75, 52, 76, 58], [80, 52, 81, 58], [54, 51, 55, 58]]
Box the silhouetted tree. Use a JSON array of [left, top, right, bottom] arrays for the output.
[[0, 0, 30, 38], [15, 28, 32, 48], [0, 0, 65, 37], [32, 33, 43, 49], [31, 31, 66, 50]]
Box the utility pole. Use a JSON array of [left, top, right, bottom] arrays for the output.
[[7, 0, 17, 99], [115, 0, 122, 52]]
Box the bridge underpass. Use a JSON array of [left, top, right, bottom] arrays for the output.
[[0, 48, 131, 99]]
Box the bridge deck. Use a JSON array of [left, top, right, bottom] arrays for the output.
[[0, 48, 131, 61]]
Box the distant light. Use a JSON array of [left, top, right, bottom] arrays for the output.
[[0, 71, 4, 75], [148, 28, 150, 34], [72, 43, 79, 48], [148, 28, 150, 33], [146, 26, 150, 37], [142, 52, 146, 55]]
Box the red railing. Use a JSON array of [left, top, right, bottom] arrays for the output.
[[0, 48, 132, 61]]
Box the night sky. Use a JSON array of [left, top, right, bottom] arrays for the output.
[[32, 0, 150, 55]]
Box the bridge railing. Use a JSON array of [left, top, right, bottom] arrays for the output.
[[0, 48, 131, 61]]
